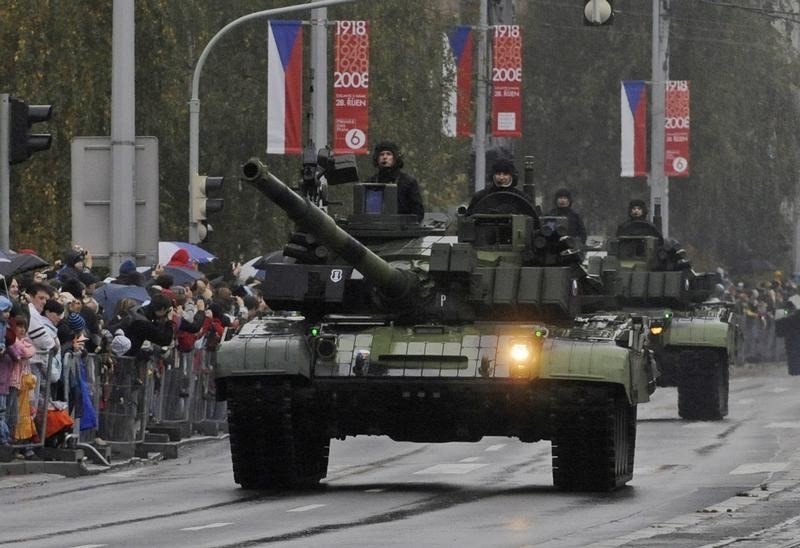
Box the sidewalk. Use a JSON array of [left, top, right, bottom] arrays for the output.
[[0, 433, 228, 486]]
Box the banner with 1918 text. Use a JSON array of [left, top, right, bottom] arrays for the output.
[[664, 80, 690, 177], [492, 24, 522, 138], [333, 21, 369, 155]]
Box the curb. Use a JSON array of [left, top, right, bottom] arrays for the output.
[[0, 434, 228, 481]]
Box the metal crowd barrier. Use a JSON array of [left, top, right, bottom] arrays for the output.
[[4, 341, 230, 462], [191, 349, 227, 433], [97, 355, 155, 447], [150, 346, 227, 437], [154, 348, 195, 426], [739, 312, 785, 364]]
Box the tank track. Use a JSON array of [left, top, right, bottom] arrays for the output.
[[677, 349, 729, 420], [227, 379, 330, 489], [550, 386, 636, 491]]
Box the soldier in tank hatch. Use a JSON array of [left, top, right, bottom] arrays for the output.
[[616, 198, 663, 238], [467, 158, 532, 213], [366, 141, 424, 221], [547, 188, 587, 244]]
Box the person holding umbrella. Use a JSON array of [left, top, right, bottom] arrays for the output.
[[121, 293, 176, 358], [114, 260, 146, 287]]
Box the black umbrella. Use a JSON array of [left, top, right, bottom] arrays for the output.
[[94, 283, 151, 322], [0, 251, 48, 278]]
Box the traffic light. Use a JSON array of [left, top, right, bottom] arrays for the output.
[[190, 174, 224, 243], [9, 97, 52, 164], [584, 0, 614, 26]]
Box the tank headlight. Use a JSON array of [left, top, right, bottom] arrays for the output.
[[316, 336, 337, 360], [649, 325, 664, 336], [510, 343, 531, 362]]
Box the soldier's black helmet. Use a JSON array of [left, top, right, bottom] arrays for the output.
[[554, 188, 572, 206], [490, 158, 518, 187], [628, 198, 649, 218], [491, 157, 516, 175], [372, 141, 404, 169]]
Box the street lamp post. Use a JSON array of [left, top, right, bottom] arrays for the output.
[[188, 0, 359, 243]]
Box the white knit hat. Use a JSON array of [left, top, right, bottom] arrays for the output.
[[110, 329, 132, 356]]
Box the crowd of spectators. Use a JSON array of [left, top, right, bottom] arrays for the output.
[[3, 240, 799, 458], [0, 245, 268, 458], [716, 269, 800, 364]]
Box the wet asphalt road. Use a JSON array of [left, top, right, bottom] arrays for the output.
[[2, 362, 800, 547]]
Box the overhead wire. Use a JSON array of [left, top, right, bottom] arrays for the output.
[[520, 0, 797, 52]]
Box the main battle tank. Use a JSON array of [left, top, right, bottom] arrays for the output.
[[589, 218, 741, 420], [215, 155, 658, 492]]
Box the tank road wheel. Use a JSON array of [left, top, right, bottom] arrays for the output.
[[551, 392, 636, 492], [227, 379, 330, 490], [677, 349, 729, 421]]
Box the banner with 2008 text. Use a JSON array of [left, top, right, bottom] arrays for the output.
[[492, 25, 522, 138], [333, 21, 369, 155], [664, 80, 690, 177]]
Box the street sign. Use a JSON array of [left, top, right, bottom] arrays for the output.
[[70, 136, 159, 268]]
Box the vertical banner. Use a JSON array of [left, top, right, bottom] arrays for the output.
[[442, 26, 474, 137], [664, 80, 690, 177], [333, 21, 369, 155], [491, 24, 522, 138], [267, 20, 303, 155], [620, 80, 648, 177]]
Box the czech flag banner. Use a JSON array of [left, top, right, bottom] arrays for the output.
[[442, 26, 473, 137], [664, 80, 690, 177], [267, 20, 303, 155], [620, 80, 647, 177], [333, 21, 370, 155], [491, 25, 522, 138]]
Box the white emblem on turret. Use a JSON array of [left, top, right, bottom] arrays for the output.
[[330, 269, 343, 283]]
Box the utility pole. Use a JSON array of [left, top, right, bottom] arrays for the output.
[[110, 0, 137, 274], [188, 0, 358, 243], [795, 199, 800, 276], [309, 5, 328, 149], [649, 0, 670, 238], [0, 95, 9, 250], [473, 0, 489, 192]]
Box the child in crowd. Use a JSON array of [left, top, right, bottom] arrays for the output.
[[8, 316, 35, 444]]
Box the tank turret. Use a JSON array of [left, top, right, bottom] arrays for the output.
[[242, 158, 417, 303], [241, 157, 604, 323]]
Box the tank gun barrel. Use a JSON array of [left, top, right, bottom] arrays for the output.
[[241, 158, 414, 300]]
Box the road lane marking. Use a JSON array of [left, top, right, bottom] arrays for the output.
[[730, 462, 788, 475], [766, 421, 800, 428], [181, 522, 232, 531], [288, 504, 327, 512], [633, 464, 687, 475], [107, 469, 145, 478], [459, 457, 480, 462], [485, 444, 506, 451], [414, 463, 489, 474], [773, 387, 790, 393], [364, 488, 384, 493]]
